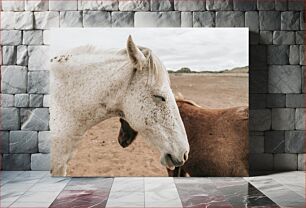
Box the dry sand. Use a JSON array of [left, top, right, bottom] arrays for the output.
[[67, 73, 248, 176]]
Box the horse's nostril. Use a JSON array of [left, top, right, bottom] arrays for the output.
[[183, 151, 188, 161]]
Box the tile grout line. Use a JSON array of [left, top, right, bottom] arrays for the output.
[[104, 177, 116, 208], [47, 176, 72, 207]]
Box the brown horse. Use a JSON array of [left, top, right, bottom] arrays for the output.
[[118, 99, 249, 177]]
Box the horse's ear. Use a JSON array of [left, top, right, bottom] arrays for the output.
[[127, 35, 146, 69], [118, 118, 138, 148]]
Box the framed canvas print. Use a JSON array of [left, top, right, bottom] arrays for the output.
[[49, 28, 248, 176]]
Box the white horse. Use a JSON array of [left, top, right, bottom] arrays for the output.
[[50, 36, 189, 176]]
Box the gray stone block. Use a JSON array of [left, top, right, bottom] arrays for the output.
[[264, 131, 285, 153], [275, 0, 287, 11], [250, 131, 264, 136], [245, 11, 259, 33], [250, 93, 266, 109], [43, 95, 50, 107], [216, 11, 244, 27], [21, 108, 49, 131], [250, 70, 268, 93], [266, 93, 286, 108], [285, 131, 304, 153], [112, 12, 134, 27], [60, 11, 82, 27], [3, 154, 31, 170], [249, 109, 271, 131], [300, 45, 304, 65], [135, 12, 181, 27], [302, 66, 305, 93], [49, 0, 78, 10], [29, 94, 44, 107], [20, 108, 32, 124], [83, 11, 112, 27], [23, 30, 43, 45], [206, 0, 233, 10], [289, 45, 300, 64], [249, 135, 264, 153], [0, 108, 20, 130], [300, 12, 304, 30], [1, 12, 15, 29], [28, 46, 49, 71], [0, 131, 9, 153], [281, 11, 300, 30], [15, 94, 29, 107], [286, 94, 304, 107], [151, 0, 173, 11], [1, 30, 22, 45], [273, 31, 295, 45], [34, 11, 60, 29], [78, 0, 119, 10], [25, 0, 49, 11], [174, 0, 205, 11], [193, 12, 215, 27], [296, 31, 304, 44], [17, 45, 28, 66], [267, 45, 289, 64], [233, 0, 256, 10], [298, 154, 305, 170], [1, 94, 14, 107], [2, 46, 17, 65], [288, 0, 303, 11], [1, 66, 27, 94], [38, 131, 51, 153], [119, 0, 150, 11], [274, 154, 298, 170], [259, 11, 281, 30], [260, 31, 272, 44], [14, 12, 34, 30], [31, 153, 51, 170], [2, 1, 24, 11], [10, 131, 38, 153], [28, 71, 49, 94], [295, 108, 304, 130], [272, 108, 295, 130], [257, 0, 274, 10], [249, 153, 273, 170], [181, 12, 192, 27]]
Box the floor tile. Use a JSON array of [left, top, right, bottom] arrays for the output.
[[246, 176, 305, 207], [65, 177, 113, 192], [106, 191, 144, 207], [145, 178, 182, 208], [50, 190, 109, 208], [110, 177, 144, 192], [145, 177, 177, 192], [175, 179, 231, 208]]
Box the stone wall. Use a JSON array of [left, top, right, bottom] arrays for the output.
[[0, 0, 304, 172]]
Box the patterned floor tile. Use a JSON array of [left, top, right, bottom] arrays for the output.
[[50, 178, 114, 208]]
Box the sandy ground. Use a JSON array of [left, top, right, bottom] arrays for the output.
[[67, 73, 248, 176]]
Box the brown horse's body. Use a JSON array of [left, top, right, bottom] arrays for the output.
[[118, 99, 249, 177], [167, 100, 249, 177]]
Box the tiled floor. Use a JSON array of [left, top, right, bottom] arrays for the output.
[[1, 171, 305, 208]]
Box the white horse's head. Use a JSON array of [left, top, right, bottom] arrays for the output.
[[120, 36, 189, 170]]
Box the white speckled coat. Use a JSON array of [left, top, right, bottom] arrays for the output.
[[50, 36, 189, 176]]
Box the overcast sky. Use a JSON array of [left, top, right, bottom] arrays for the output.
[[50, 28, 248, 72]]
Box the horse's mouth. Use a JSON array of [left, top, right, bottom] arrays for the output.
[[161, 154, 184, 170]]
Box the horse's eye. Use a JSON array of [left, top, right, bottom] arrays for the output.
[[153, 95, 166, 102]]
